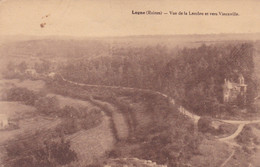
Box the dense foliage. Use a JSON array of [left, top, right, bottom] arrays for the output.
[[3, 87, 39, 105], [4, 134, 77, 167], [56, 106, 103, 135], [61, 43, 256, 116], [103, 91, 202, 167]]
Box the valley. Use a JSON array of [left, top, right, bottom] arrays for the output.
[[1, 34, 260, 166]]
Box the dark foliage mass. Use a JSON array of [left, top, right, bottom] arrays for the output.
[[56, 106, 103, 135], [35, 96, 60, 115], [106, 92, 202, 167], [129, 93, 201, 167], [61, 43, 256, 116], [4, 134, 77, 167], [4, 87, 39, 105], [236, 125, 259, 146], [197, 116, 214, 133]]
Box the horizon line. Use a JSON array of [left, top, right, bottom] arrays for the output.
[[1, 32, 260, 39]]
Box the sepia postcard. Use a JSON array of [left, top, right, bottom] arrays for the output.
[[0, 0, 260, 166]]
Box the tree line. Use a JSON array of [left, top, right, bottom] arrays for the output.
[[60, 43, 256, 116]]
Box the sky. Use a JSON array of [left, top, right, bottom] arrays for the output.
[[0, 0, 260, 37]]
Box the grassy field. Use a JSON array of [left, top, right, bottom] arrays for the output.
[[47, 93, 95, 109], [0, 101, 61, 165], [0, 79, 45, 92], [66, 114, 114, 166]]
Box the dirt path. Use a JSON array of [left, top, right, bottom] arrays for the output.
[[58, 74, 260, 166], [219, 124, 245, 142], [220, 149, 235, 167], [59, 74, 260, 144], [60, 74, 260, 125], [59, 74, 201, 123], [221, 119, 260, 124]]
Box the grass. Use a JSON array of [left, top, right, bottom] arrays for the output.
[[222, 147, 252, 167], [189, 139, 230, 167], [0, 101, 35, 118], [66, 114, 114, 166], [0, 78, 45, 92]]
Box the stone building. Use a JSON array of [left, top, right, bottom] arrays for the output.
[[223, 74, 247, 103]]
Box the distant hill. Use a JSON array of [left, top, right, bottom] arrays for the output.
[[0, 38, 111, 60], [0, 33, 260, 61]]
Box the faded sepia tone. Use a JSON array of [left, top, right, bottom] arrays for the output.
[[1, 0, 260, 167]]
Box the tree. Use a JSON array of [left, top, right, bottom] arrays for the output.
[[5, 87, 39, 105], [17, 61, 27, 73], [198, 116, 214, 133], [35, 96, 59, 115]]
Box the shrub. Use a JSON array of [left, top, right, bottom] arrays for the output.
[[55, 106, 103, 135], [56, 119, 81, 135], [198, 116, 214, 133], [35, 96, 60, 115], [4, 87, 39, 105], [217, 123, 237, 135], [58, 105, 79, 118], [236, 125, 257, 145], [4, 135, 77, 167]]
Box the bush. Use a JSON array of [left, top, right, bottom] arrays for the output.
[[198, 116, 214, 133], [236, 125, 257, 145], [56, 119, 81, 135], [58, 105, 79, 118], [4, 135, 77, 167], [4, 87, 39, 105], [55, 106, 103, 135], [35, 96, 60, 115], [217, 123, 237, 135]]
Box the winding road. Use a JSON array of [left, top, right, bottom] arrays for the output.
[[57, 74, 260, 128], [57, 75, 260, 140], [56, 73, 260, 167]]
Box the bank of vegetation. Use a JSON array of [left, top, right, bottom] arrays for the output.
[[45, 80, 207, 166], [2, 87, 103, 166], [60, 43, 257, 117]]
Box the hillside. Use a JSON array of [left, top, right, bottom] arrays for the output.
[[1, 34, 260, 166], [1, 33, 260, 59]]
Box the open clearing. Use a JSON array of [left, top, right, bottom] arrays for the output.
[[67, 113, 114, 166], [0, 79, 45, 92], [47, 93, 96, 109], [47, 93, 116, 165], [0, 101, 61, 165], [0, 101, 61, 144]]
